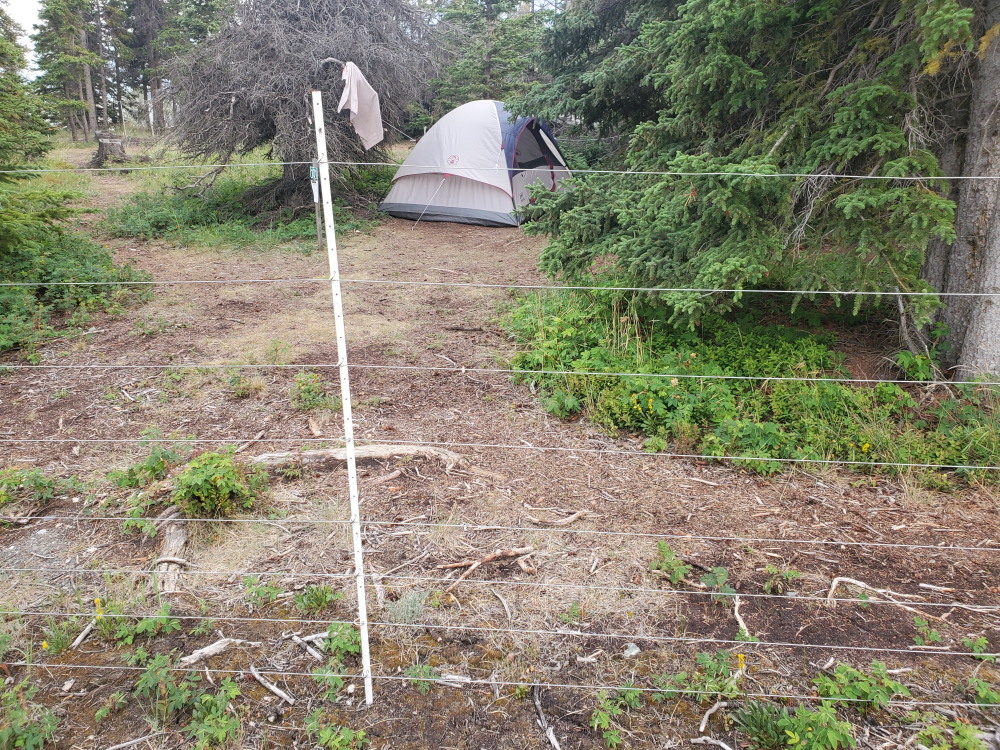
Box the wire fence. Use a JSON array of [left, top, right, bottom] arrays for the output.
[[3, 146, 1000, 745]]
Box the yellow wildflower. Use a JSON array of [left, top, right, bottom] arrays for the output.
[[861, 443, 870, 453], [42, 640, 49, 650]]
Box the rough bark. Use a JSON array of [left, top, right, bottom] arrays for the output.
[[80, 28, 98, 139], [89, 131, 127, 167], [947, 1, 1000, 379]]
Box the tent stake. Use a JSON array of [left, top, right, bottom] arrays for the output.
[[310, 89, 374, 706]]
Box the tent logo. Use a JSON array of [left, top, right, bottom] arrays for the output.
[[447, 155, 460, 166]]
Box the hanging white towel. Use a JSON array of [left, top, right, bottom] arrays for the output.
[[337, 62, 384, 150]]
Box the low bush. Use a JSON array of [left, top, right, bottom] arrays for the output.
[[171, 451, 269, 518], [504, 291, 1000, 484]]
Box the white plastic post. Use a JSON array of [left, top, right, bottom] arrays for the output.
[[310, 89, 374, 706]]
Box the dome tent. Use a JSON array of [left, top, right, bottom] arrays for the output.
[[380, 100, 571, 227]]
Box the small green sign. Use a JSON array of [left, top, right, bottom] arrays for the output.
[[309, 165, 318, 181]]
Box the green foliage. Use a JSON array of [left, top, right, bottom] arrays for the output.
[[101, 177, 375, 247], [0, 468, 76, 509], [649, 541, 692, 584], [305, 710, 368, 749], [700, 567, 736, 603], [589, 690, 625, 748], [0, 679, 60, 750], [733, 702, 790, 750], [241, 575, 283, 610], [962, 636, 995, 662], [913, 616, 943, 646], [321, 623, 362, 663], [289, 372, 339, 411], [813, 661, 909, 713], [907, 712, 987, 750], [293, 585, 343, 615], [103, 603, 182, 647], [171, 451, 268, 518], [652, 650, 741, 703], [133, 653, 203, 728], [763, 565, 801, 595], [505, 292, 1000, 482], [778, 704, 855, 750], [966, 678, 1000, 706], [518, 0, 975, 334], [559, 602, 583, 624], [41, 616, 77, 655], [108, 430, 190, 488], [404, 664, 439, 695], [94, 691, 128, 723], [187, 679, 241, 749]]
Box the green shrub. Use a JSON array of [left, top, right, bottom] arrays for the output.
[[504, 291, 1000, 484], [171, 452, 268, 518], [0, 679, 60, 749], [108, 430, 189, 488], [813, 661, 909, 713], [778, 704, 855, 750], [290, 371, 339, 411], [733, 702, 789, 750], [649, 541, 691, 584]]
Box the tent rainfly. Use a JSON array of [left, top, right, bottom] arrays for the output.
[[380, 100, 571, 227]]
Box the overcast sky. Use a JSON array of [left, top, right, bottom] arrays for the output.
[[7, 0, 41, 44]]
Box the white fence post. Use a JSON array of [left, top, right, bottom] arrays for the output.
[[310, 89, 374, 706]]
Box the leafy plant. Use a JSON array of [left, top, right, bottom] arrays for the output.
[[404, 664, 439, 695], [701, 567, 736, 602], [778, 704, 855, 750], [652, 650, 741, 703], [763, 564, 801, 595], [966, 678, 1000, 706], [560, 602, 583, 624], [913, 617, 942, 646], [94, 691, 128, 723], [961, 636, 995, 662], [649, 541, 692, 584], [305, 710, 369, 749], [294, 585, 343, 615], [0, 679, 60, 750], [733, 702, 790, 750], [108, 430, 188, 488], [290, 372, 339, 411], [589, 690, 625, 748], [133, 653, 202, 728], [241, 576, 284, 611], [172, 451, 268, 518], [813, 661, 909, 713], [907, 711, 987, 750], [187, 679, 241, 749], [321, 623, 362, 663]]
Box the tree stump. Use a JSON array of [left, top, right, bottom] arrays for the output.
[[89, 132, 128, 168]]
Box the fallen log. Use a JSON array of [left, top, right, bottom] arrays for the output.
[[157, 521, 187, 595], [252, 444, 467, 472]]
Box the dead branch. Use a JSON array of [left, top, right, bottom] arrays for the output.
[[290, 634, 324, 661], [234, 430, 266, 454], [436, 546, 534, 593], [180, 638, 262, 666], [732, 597, 753, 640], [105, 734, 166, 750], [827, 576, 947, 623], [533, 685, 563, 750], [526, 510, 591, 527], [692, 737, 736, 750], [700, 701, 729, 733], [250, 664, 296, 705], [70, 619, 96, 650], [157, 521, 188, 595]]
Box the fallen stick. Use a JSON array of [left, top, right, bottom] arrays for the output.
[[826, 576, 947, 622], [533, 685, 563, 750], [250, 664, 295, 705], [371, 468, 402, 485], [732, 597, 753, 641], [71, 619, 96, 651], [291, 634, 324, 662], [692, 737, 735, 750], [253, 444, 467, 472], [700, 701, 728, 733], [234, 430, 266, 454], [526, 510, 591, 527], [105, 733, 166, 750], [437, 546, 534, 593], [686, 477, 721, 487], [179, 637, 262, 667]]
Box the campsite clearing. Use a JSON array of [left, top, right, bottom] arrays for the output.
[[2, 147, 1000, 749]]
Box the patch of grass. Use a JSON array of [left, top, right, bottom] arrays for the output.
[[293, 585, 343, 615], [290, 371, 340, 411], [504, 291, 1000, 484], [101, 175, 377, 250]]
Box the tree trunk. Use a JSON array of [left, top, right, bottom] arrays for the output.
[[946, 1, 1000, 379], [150, 73, 166, 131], [77, 80, 91, 139], [95, 0, 111, 129], [81, 29, 99, 139]]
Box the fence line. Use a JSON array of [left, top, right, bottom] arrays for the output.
[[4, 158, 1000, 182], [2, 515, 996, 554], [7, 360, 1000, 388], [4, 610, 997, 659], [2, 568, 995, 610], [2, 435, 997, 473], [3, 275, 999, 297], [4, 659, 994, 708]]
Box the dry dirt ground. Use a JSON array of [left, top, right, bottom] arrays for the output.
[[2, 147, 1000, 750]]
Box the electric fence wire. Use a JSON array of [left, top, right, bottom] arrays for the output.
[[1, 515, 996, 554], [1, 435, 998, 472], [2, 566, 996, 611], [4, 359, 1000, 388], [3, 610, 998, 660], [2, 658, 995, 708]]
